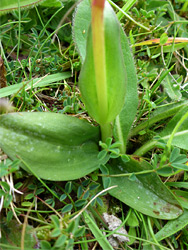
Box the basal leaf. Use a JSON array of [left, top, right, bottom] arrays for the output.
[[0, 112, 106, 181], [107, 158, 183, 219], [0, 0, 62, 14], [155, 209, 188, 241], [0, 0, 43, 15], [79, 1, 126, 126]]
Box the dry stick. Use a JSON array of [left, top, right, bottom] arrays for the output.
[[174, 51, 188, 86], [69, 185, 117, 223], [36, 196, 62, 219], [21, 204, 33, 250]]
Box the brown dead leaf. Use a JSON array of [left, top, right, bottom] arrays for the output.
[[0, 55, 7, 88]]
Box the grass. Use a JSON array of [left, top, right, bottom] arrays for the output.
[[0, 0, 188, 249]]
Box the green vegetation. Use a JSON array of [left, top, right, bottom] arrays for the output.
[[0, 0, 188, 249]]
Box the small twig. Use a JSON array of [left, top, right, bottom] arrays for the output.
[[69, 185, 117, 223]]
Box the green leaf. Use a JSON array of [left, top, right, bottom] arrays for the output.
[[61, 204, 73, 213], [83, 211, 114, 250], [126, 210, 139, 227], [155, 209, 188, 241], [54, 235, 67, 248], [103, 177, 111, 189], [40, 240, 51, 249], [60, 194, 67, 201], [24, 193, 34, 200], [166, 182, 188, 189], [0, 72, 71, 98], [79, 1, 126, 126], [0, 0, 43, 15], [51, 215, 60, 228], [107, 158, 183, 219], [73, 0, 137, 149], [75, 199, 87, 207], [169, 147, 180, 162], [50, 228, 61, 237], [66, 220, 76, 234], [160, 33, 168, 45], [127, 227, 136, 245], [74, 226, 85, 237], [0, 112, 107, 181], [21, 201, 33, 207], [65, 182, 73, 194], [171, 162, 188, 171], [0, 181, 10, 192], [161, 75, 182, 101]]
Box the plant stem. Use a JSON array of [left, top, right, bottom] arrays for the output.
[[91, 0, 108, 124], [134, 140, 161, 156], [100, 123, 112, 142]]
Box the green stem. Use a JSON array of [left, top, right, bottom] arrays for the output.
[[99, 169, 155, 177], [100, 123, 112, 142], [134, 140, 162, 156], [91, 0, 108, 124], [129, 101, 187, 138]]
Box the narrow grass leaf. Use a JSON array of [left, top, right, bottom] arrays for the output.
[[83, 211, 114, 250], [165, 182, 188, 189], [0, 72, 71, 98]]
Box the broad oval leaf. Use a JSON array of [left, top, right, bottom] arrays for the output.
[[107, 158, 183, 219], [0, 0, 61, 14], [78, 1, 126, 125], [0, 112, 106, 181]]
